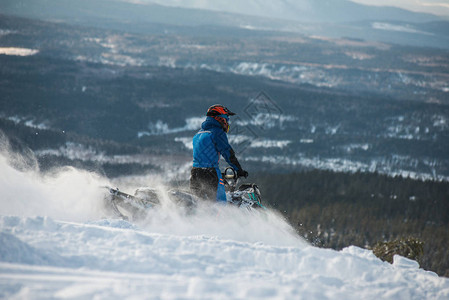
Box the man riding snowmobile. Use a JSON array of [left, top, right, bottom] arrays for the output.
[[190, 104, 248, 202]]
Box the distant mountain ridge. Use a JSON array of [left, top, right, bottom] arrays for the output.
[[139, 0, 441, 23], [1, 0, 442, 26], [2, 0, 448, 49]]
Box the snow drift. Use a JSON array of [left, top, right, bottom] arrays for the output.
[[1, 216, 449, 299]]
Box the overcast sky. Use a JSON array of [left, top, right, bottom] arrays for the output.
[[352, 0, 449, 17]]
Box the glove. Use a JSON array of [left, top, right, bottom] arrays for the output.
[[237, 169, 248, 178]]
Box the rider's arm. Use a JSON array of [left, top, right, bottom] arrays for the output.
[[214, 130, 243, 172]]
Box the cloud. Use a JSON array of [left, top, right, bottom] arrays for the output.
[[351, 0, 449, 16], [418, 1, 449, 9]]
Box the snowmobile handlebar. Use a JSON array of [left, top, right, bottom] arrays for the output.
[[222, 167, 251, 192], [222, 167, 239, 191], [223, 167, 238, 180]]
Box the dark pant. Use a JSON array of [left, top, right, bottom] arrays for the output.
[[190, 167, 218, 201]]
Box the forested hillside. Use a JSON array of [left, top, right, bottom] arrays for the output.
[[253, 170, 449, 276]]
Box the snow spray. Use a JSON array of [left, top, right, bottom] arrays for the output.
[[0, 136, 108, 222], [0, 135, 307, 247]]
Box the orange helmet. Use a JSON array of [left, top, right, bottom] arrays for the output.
[[206, 104, 236, 117], [206, 104, 235, 132]]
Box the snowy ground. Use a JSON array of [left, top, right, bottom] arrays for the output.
[[1, 151, 449, 299]]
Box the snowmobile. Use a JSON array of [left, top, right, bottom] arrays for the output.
[[103, 167, 265, 221]]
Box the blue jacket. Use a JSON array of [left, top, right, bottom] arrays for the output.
[[192, 117, 241, 172]]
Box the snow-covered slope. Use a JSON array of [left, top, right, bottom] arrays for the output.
[[1, 216, 449, 299], [1, 152, 449, 299]]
